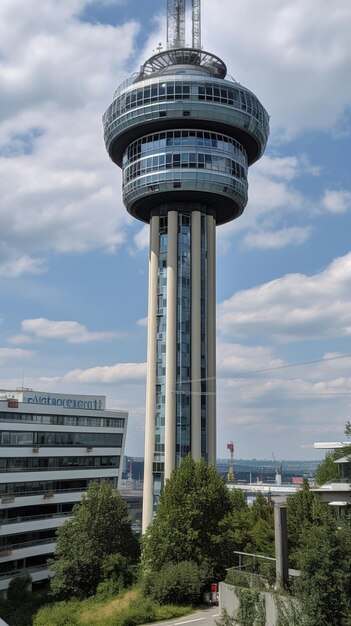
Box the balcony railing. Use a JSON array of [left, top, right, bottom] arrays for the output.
[[0, 486, 87, 500], [0, 511, 72, 526], [0, 563, 51, 579], [0, 537, 56, 554]]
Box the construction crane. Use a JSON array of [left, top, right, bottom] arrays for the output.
[[227, 442, 235, 482], [167, 0, 202, 50]]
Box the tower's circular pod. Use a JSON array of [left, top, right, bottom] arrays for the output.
[[103, 48, 269, 225]]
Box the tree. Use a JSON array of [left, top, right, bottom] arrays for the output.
[[315, 450, 343, 485], [227, 491, 275, 559], [50, 481, 139, 599], [247, 493, 275, 557], [294, 517, 351, 626], [315, 422, 351, 485], [143, 561, 203, 605], [286, 481, 315, 563], [142, 456, 234, 581], [227, 490, 252, 554]]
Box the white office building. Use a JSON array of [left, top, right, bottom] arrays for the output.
[[0, 389, 127, 594]]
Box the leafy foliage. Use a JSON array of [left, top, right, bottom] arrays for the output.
[[286, 481, 316, 564], [142, 560, 203, 605], [0, 579, 49, 626], [49, 481, 139, 599], [33, 587, 191, 626], [274, 594, 304, 626], [315, 422, 351, 485], [294, 518, 351, 626], [235, 588, 265, 626], [7, 574, 32, 602], [142, 456, 234, 582], [227, 490, 275, 559], [315, 450, 344, 485], [286, 482, 351, 625]]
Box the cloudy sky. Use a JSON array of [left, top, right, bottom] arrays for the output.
[[1, 0, 351, 461]]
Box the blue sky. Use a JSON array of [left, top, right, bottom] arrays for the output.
[[0, 0, 351, 461]]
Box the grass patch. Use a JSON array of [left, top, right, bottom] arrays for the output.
[[33, 586, 193, 626]]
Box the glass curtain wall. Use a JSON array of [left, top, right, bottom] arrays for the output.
[[152, 209, 208, 511]]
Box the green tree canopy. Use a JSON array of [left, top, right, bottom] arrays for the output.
[[294, 517, 351, 626], [315, 422, 351, 485], [315, 450, 344, 485], [50, 481, 139, 599], [227, 490, 275, 559], [142, 456, 234, 581]]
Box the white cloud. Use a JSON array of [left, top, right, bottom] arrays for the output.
[[202, 0, 351, 137], [0, 347, 36, 363], [137, 317, 148, 328], [63, 362, 147, 383], [243, 226, 312, 250], [255, 155, 320, 181], [0, 0, 139, 276], [218, 251, 351, 341], [217, 343, 284, 377], [0, 254, 46, 278], [217, 154, 316, 251], [8, 334, 35, 346], [133, 225, 149, 252], [21, 318, 118, 344], [322, 189, 351, 214]]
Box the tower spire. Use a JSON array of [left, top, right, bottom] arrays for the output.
[[167, 0, 186, 49], [192, 0, 201, 49], [167, 0, 201, 50]]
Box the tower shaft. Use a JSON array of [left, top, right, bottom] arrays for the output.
[[144, 209, 216, 514]]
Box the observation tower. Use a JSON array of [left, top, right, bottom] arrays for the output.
[[103, 0, 269, 532]]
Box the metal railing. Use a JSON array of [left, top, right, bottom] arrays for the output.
[[0, 511, 71, 526], [0, 537, 56, 553], [0, 486, 87, 499], [0, 563, 51, 579]]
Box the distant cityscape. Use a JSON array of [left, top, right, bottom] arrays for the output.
[[122, 456, 319, 485]]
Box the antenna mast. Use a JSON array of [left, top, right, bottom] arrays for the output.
[[167, 0, 186, 49], [167, 0, 201, 49], [192, 0, 201, 49]]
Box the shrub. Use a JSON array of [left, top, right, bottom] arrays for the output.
[[7, 575, 32, 601], [96, 579, 123, 600], [143, 560, 203, 605], [119, 596, 157, 626], [33, 600, 80, 626]]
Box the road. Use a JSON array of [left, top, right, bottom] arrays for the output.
[[150, 605, 221, 626]]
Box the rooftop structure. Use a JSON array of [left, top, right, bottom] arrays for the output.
[[103, 0, 269, 531], [0, 390, 127, 594]]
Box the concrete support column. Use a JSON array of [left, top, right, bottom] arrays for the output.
[[191, 211, 202, 460], [142, 215, 160, 533], [207, 215, 216, 466], [164, 211, 178, 480], [274, 503, 289, 589]]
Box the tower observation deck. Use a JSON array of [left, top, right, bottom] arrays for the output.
[[103, 0, 269, 532]]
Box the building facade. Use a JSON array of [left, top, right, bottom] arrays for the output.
[[0, 389, 127, 594], [103, 0, 269, 531]]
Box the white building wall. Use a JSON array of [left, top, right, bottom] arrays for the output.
[[0, 391, 128, 591]]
